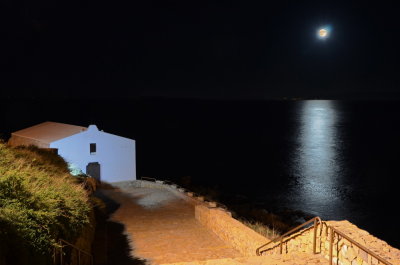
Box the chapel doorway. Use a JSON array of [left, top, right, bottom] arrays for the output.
[[86, 162, 101, 180]]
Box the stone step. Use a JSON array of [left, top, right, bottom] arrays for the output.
[[160, 253, 328, 265]]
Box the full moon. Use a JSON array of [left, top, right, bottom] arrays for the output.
[[319, 28, 328, 37]]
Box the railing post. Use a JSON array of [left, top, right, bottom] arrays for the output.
[[78, 250, 81, 265], [329, 227, 334, 265], [59, 240, 62, 265], [313, 218, 317, 254], [280, 238, 283, 254]]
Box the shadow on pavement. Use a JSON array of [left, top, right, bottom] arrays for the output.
[[92, 188, 148, 265]]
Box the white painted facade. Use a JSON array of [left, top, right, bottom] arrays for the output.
[[50, 125, 136, 183], [9, 122, 136, 183]]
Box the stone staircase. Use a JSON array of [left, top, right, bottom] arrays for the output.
[[160, 252, 328, 265]]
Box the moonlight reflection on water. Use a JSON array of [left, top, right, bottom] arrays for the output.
[[288, 100, 346, 219]]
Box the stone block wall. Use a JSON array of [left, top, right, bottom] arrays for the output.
[[321, 221, 400, 265], [195, 205, 270, 256], [261, 225, 318, 255], [261, 220, 400, 265], [113, 179, 400, 264]]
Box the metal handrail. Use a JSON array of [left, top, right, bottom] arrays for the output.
[[54, 239, 93, 265], [214, 201, 229, 210], [140, 176, 157, 182], [162, 179, 174, 185], [329, 227, 392, 265], [256, 216, 323, 256], [141, 177, 179, 187], [140, 177, 229, 209]]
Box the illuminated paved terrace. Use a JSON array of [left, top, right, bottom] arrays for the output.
[[101, 186, 240, 264], [97, 183, 400, 265]]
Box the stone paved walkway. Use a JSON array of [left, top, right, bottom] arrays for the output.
[[160, 252, 328, 265], [101, 186, 240, 265]]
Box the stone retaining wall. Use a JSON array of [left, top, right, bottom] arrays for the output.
[[195, 204, 270, 257], [259, 223, 318, 255], [262, 220, 400, 265], [323, 221, 400, 265], [121, 181, 271, 257], [112, 180, 400, 264]]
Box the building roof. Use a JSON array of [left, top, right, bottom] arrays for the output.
[[11, 121, 87, 145]]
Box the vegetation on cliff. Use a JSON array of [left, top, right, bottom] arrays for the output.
[[0, 142, 93, 264], [240, 219, 280, 239]]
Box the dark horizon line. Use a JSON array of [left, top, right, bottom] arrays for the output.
[[3, 94, 400, 102]]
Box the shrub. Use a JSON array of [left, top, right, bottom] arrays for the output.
[[0, 143, 91, 263]]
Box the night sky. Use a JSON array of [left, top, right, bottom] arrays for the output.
[[1, 0, 399, 100]]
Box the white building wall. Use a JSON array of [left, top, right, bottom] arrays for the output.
[[50, 125, 136, 182]]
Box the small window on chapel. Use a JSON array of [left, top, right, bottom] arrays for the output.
[[90, 143, 96, 155]]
